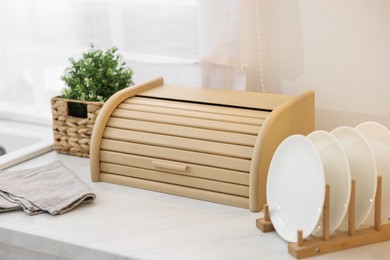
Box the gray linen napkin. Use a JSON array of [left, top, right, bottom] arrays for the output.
[[0, 161, 96, 215]]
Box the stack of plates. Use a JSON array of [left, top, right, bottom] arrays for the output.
[[266, 121, 390, 242]]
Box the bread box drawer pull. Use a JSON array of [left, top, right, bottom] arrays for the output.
[[152, 160, 188, 172]]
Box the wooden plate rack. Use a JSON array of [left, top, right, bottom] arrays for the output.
[[256, 176, 390, 258]]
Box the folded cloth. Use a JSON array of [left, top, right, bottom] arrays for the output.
[[0, 195, 21, 212], [0, 161, 96, 215]]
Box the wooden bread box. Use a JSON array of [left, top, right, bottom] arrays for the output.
[[90, 78, 314, 212]]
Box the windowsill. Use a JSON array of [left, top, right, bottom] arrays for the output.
[[0, 112, 51, 127]]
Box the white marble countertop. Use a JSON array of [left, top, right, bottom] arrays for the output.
[[1, 152, 389, 260]]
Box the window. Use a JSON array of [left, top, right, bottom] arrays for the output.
[[0, 0, 199, 124], [0, 0, 264, 124]]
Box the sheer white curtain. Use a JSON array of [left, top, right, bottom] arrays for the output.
[[0, 0, 263, 124], [198, 0, 264, 91], [198, 0, 244, 90]]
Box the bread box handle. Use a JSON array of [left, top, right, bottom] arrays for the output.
[[152, 160, 188, 172]]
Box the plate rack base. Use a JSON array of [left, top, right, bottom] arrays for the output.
[[256, 176, 390, 259]]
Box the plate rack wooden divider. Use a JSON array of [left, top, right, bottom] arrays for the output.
[[256, 176, 390, 258]]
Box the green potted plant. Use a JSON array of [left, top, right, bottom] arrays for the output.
[[51, 45, 134, 157]]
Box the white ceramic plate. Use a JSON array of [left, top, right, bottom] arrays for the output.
[[356, 121, 390, 224], [307, 130, 351, 236], [331, 126, 377, 231], [267, 135, 325, 242]]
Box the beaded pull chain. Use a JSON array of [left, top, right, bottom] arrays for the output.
[[241, 0, 266, 93]]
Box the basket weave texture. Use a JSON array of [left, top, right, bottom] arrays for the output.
[[51, 97, 103, 157]]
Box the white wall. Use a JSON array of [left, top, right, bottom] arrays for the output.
[[257, 0, 390, 130]]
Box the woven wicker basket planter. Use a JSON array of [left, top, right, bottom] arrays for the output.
[[51, 97, 103, 158]]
